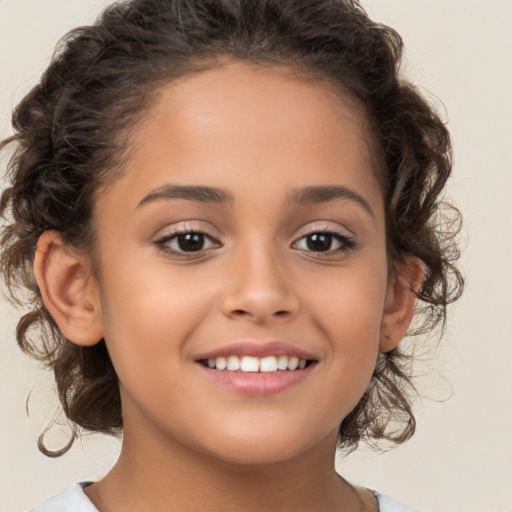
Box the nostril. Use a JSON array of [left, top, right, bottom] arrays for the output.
[[229, 308, 291, 320]]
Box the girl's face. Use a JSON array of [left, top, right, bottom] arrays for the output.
[[92, 61, 391, 464]]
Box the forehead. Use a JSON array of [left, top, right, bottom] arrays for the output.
[[156, 61, 366, 129], [103, 60, 383, 217]]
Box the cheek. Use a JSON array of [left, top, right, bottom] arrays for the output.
[[97, 259, 213, 385], [306, 258, 388, 340], [302, 258, 388, 395]]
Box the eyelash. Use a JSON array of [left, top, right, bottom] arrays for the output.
[[154, 228, 356, 258], [154, 229, 221, 258], [292, 229, 356, 256]]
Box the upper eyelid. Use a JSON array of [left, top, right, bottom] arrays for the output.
[[292, 222, 354, 239], [153, 220, 220, 240], [155, 228, 220, 244], [152, 220, 355, 243], [292, 230, 354, 246]]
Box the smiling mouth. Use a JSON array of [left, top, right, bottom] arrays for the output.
[[198, 355, 317, 372]]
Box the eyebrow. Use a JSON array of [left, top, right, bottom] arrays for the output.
[[137, 183, 374, 218], [290, 185, 374, 218], [138, 184, 234, 207]]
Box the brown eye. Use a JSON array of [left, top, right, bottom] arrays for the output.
[[155, 230, 221, 256], [306, 233, 333, 252], [176, 233, 205, 252], [293, 230, 356, 255]]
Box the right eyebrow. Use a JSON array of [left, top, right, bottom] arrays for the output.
[[137, 184, 234, 208]]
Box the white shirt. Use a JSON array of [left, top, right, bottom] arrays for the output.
[[30, 482, 423, 511]]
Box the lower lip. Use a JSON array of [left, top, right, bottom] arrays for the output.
[[197, 364, 315, 396]]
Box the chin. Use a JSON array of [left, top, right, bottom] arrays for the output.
[[207, 444, 305, 466], [198, 423, 333, 467]]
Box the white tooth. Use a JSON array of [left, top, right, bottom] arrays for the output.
[[260, 356, 278, 372], [240, 356, 259, 372], [277, 356, 289, 371], [288, 357, 299, 370], [216, 357, 227, 370], [208, 359, 216, 369], [227, 356, 241, 371], [298, 359, 307, 369]]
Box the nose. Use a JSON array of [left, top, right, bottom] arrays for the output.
[[221, 243, 300, 324]]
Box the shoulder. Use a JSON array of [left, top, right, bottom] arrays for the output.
[[29, 483, 99, 512], [28, 483, 424, 512], [373, 490, 425, 512]]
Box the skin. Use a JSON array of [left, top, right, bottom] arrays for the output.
[[35, 61, 420, 511]]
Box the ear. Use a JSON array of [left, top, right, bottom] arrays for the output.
[[34, 230, 103, 346], [379, 255, 424, 352]]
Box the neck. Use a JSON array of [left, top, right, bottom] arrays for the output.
[[85, 422, 363, 512]]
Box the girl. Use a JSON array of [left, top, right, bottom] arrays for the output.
[[0, 0, 463, 510]]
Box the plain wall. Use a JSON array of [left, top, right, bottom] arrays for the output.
[[1, 1, 511, 511]]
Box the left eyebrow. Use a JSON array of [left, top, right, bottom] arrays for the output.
[[289, 185, 375, 219], [137, 184, 234, 208]]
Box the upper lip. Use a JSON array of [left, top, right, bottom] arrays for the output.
[[195, 341, 318, 361]]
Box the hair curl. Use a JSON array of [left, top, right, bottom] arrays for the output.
[[0, 0, 463, 455]]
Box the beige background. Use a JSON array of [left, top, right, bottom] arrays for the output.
[[1, 1, 511, 511]]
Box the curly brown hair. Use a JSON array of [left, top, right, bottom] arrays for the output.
[[0, 0, 463, 456]]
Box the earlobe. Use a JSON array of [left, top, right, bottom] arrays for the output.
[[379, 256, 424, 352], [34, 230, 103, 346]]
